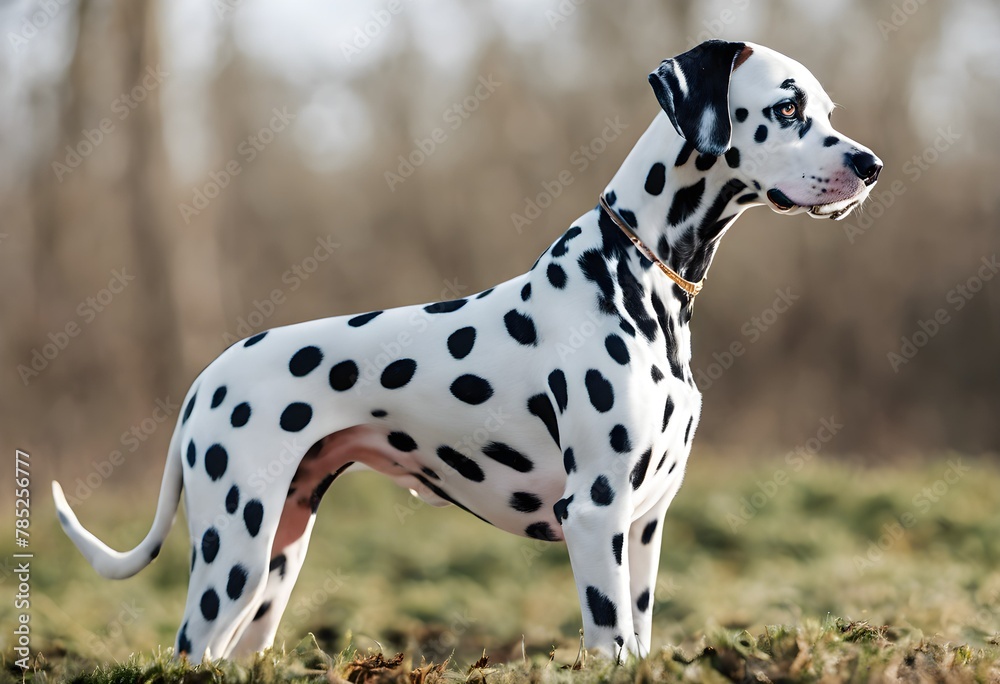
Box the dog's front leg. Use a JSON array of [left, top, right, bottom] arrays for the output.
[[559, 468, 638, 660], [625, 486, 679, 655]]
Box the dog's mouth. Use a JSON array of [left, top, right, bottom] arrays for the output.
[[766, 188, 863, 221], [766, 188, 798, 212], [805, 198, 861, 220]]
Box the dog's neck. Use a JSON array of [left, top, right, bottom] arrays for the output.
[[602, 113, 755, 303]]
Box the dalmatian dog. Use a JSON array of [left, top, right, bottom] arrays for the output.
[[53, 40, 880, 661]]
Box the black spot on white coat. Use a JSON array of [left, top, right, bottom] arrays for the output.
[[610, 425, 631, 453], [202, 528, 220, 563], [437, 446, 485, 482], [244, 332, 267, 347], [205, 444, 228, 481], [227, 565, 248, 599], [230, 402, 251, 428], [289, 346, 323, 377], [585, 370, 614, 413], [504, 310, 538, 346], [279, 403, 312, 432], [637, 589, 650, 612], [548, 370, 568, 413], [527, 394, 560, 446], [662, 397, 675, 432], [586, 586, 617, 627], [630, 448, 652, 489], [424, 299, 467, 314], [243, 499, 264, 537], [604, 334, 629, 365], [591, 476, 614, 506], [509, 491, 543, 513], [563, 447, 576, 474], [381, 359, 417, 389], [348, 311, 382, 327], [387, 431, 418, 452], [200, 589, 220, 621], [525, 521, 559, 541], [645, 162, 666, 195], [450, 374, 494, 405], [641, 519, 658, 544], [667, 178, 706, 226], [547, 262, 567, 289], [447, 327, 476, 359], [483, 442, 534, 473], [182, 393, 196, 424], [329, 360, 359, 391], [269, 554, 287, 578], [553, 495, 573, 523], [551, 226, 582, 257]]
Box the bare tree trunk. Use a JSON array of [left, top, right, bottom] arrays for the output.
[[30, 0, 88, 323], [114, 0, 181, 396]]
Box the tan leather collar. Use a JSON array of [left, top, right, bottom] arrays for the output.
[[599, 194, 704, 300]]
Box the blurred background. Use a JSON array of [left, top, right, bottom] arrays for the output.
[[2, 0, 998, 492]]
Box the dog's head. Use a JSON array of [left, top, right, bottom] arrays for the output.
[[649, 40, 881, 220]]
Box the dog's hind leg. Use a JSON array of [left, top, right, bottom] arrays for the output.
[[224, 515, 317, 657], [175, 436, 312, 660], [226, 447, 356, 657]]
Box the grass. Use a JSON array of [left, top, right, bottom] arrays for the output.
[[3, 453, 1000, 682]]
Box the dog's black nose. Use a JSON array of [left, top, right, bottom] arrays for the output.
[[846, 151, 882, 185]]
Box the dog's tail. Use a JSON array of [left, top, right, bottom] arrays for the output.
[[52, 424, 184, 580]]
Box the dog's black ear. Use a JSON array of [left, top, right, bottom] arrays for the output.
[[648, 40, 751, 156]]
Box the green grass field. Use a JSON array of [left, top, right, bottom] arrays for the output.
[[4, 454, 1000, 682]]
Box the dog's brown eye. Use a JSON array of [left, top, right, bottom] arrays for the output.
[[777, 102, 797, 118]]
